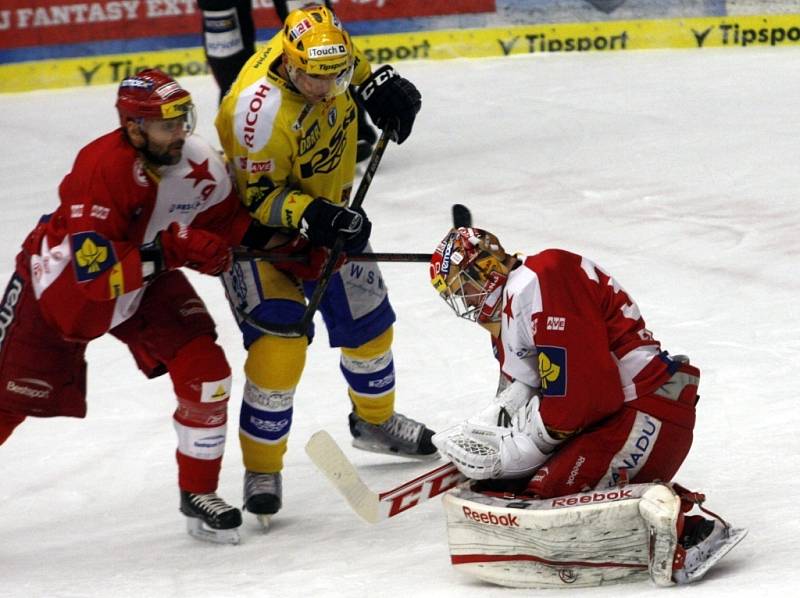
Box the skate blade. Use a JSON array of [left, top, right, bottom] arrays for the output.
[[255, 514, 272, 530], [682, 527, 748, 582], [352, 438, 441, 461], [185, 517, 241, 545]]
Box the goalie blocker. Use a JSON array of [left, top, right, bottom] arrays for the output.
[[443, 483, 747, 589]]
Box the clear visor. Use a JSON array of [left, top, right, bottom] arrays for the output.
[[288, 63, 354, 101], [141, 103, 196, 136]]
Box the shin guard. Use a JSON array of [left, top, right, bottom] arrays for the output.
[[240, 334, 306, 472], [168, 336, 232, 493], [341, 327, 395, 424]]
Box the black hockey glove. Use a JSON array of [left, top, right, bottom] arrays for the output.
[[358, 65, 421, 144], [299, 198, 372, 252]]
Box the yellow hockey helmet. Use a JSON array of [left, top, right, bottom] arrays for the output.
[[282, 5, 354, 77]]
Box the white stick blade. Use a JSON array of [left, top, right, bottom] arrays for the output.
[[305, 430, 381, 523]]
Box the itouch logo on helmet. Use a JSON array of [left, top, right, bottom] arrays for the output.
[[308, 44, 347, 59]]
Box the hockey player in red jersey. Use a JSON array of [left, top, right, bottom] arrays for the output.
[[429, 226, 745, 585], [0, 69, 258, 544]]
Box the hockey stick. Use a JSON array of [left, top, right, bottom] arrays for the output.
[[452, 203, 472, 228], [305, 430, 466, 524], [233, 248, 431, 263], [238, 129, 392, 338]]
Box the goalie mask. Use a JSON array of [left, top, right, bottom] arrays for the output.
[[282, 5, 354, 101], [430, 227, 511, 323]]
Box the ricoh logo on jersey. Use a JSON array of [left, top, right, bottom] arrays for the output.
[[239, 82, 272, 150]]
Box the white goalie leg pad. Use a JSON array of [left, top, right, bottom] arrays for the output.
[[443, 483, 670, 589], [638, 484, 682, 585]]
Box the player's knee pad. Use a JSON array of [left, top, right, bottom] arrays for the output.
[[239, 335, 306, 472], [341, 327, 395, 423], [168, 336, 232, 461]]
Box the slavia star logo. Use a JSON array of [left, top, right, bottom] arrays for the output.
[[184, 158, 215, 188], [76, 236, 108, 273]]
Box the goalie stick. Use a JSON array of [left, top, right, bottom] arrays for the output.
[[233, 248, 431, 263], [305, 430, 466, 523]]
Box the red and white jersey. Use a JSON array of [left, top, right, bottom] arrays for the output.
[[20, 129, 250, 342], [498, 249, 670, 437]]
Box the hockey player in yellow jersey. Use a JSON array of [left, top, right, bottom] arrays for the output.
[[215, 4, 437, 524]]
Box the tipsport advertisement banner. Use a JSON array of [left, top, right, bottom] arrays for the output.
[[3, 4, 800, 92]]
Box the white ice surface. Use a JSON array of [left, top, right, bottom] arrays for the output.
[[2, 47, 799, 597]]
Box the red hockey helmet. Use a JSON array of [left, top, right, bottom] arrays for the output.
[[430, 227, 511, 323], [115, 69, 196, 132]]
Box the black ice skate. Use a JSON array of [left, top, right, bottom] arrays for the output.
[[349, 411, 439, 460], [179, 491, 242, 545], [243, 471, 282, 529]]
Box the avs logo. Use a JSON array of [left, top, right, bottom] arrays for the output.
[[71, 232, 117, 281], [250, 160, 274, 174], [537, 345, 566, 397], [546, 316, 566, 331], [90, 205, 110, 220]]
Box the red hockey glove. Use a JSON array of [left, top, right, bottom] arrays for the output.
[[271, 235, 346, 281], [159, 222, 232, 275]]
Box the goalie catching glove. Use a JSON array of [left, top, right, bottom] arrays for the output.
[[140, 222, 232, 278], [299, 198, 372, 253], [358, 65, 421, 144], [432, 380, 561, 480]]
